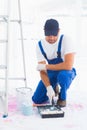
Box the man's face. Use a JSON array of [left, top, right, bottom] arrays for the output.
[[45, 35, 58, 44]]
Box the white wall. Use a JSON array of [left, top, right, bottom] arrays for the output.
[[0, 0, 87, 94]]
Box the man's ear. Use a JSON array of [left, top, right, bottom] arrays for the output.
[[57, 29, 60, 36], [58, 29, 60, 33]]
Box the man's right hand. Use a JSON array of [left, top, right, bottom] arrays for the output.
[[47, 85, 55, 104]]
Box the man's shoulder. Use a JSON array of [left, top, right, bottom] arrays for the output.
[[38, 39, 45, 44]]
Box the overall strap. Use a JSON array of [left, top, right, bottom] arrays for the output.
[[38, 41, 47, 59], [57, 34, 64, 57]]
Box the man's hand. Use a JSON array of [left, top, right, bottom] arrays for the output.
[[37, 63, 46, 71], [47, 85, 55, 104]]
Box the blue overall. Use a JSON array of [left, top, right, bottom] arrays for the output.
[[32, 35, 76, 104]]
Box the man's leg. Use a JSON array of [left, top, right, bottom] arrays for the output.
[[57, 68, 76, 107], [32, 71, 58, 104], [32, 80, 48, 104]]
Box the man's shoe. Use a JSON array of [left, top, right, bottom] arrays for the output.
[[57, 99, 66, 107]]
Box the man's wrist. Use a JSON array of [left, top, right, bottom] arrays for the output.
[[46, 64, 48, 70]]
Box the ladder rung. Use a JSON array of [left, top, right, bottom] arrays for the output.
[[0, 15, 8, 18], [18, 38, 27, 40], [0, 65, 7, 69], [0, 77, 26, 80], [0, 15, 8, 23], [0, 20, 7, 22], [10, 20, 21, 23], [0, 91, 5, 97], [0, 40, 8, 43]]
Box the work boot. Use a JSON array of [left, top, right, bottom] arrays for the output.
[[57, 99, 66, 107]]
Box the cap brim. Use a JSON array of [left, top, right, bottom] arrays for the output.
[[45, 30, 58, 36]]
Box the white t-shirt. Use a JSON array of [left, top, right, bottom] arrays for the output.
[[36, 34, 76, 62]]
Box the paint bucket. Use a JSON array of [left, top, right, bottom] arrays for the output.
[[16, 87, 33, 116]]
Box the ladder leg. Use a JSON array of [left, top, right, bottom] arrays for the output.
[[3, 0, 11, 118], [18, 0, 27, 88]]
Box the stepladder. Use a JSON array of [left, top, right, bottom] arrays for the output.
[[0, 0, 27, 117]]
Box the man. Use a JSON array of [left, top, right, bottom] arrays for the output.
[[32, 19, 76, 107]]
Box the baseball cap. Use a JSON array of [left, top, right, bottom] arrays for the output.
[[44, 19, 59, 36]]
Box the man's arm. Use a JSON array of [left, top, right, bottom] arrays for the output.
[[40, 71, 50, 87], [38, 61, 50, 87], [38, 61, 55, 103], [46, 53, 75, 71]]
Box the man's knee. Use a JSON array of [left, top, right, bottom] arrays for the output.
[[57, 70, 72, 88]]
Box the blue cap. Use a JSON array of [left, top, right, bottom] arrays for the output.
[[44, 19, 59, 36]]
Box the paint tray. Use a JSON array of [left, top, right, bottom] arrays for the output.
[[37, 105, 64, 118]]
